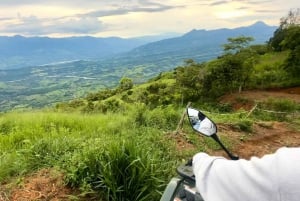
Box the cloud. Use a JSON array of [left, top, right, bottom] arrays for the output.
[[210, 0, 274, 7], [0, 0, 298, 37], [78, 6, 175, 18], [210, 1, 228, 6], [75, 1, 178, 18], [254, 9, 281, 13], [0, 0, 180, 36], [0, 0, 177, 10], [52, 18, 106, 34], [0, 17, 13, 21], [0, 14, 105, 35], [1, 15, 44, 35]]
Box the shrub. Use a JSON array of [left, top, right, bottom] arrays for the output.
[[236, 119, 253, 133], [65, 141, 171, 201], [27, 137, 79, 169], [94, 99, 124, 113], [256, 98, 299, 121]]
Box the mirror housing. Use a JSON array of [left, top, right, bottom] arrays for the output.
[[187, 107, 217, 136], [186, 107, 239, 160]]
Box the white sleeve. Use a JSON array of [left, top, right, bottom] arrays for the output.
[[192, 148, 300, 201]]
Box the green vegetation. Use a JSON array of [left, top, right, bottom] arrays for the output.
[[57, 17, 300, 112], [0, 110, 178, 200], [0, 10, 300, 200]]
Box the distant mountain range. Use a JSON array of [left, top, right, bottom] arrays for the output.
[[0, 21, 275, 70], [0, 33, 179, 70], [0, 21, 277, 111], [114, 21, 276, 68]]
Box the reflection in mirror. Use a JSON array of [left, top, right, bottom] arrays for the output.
[[187, 108, 217, 136]]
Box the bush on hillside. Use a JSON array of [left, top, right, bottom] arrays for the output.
[[64, 141, 171, 201]]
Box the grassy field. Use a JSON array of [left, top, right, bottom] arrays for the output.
[[1, 97, 299, 200], [0, 107, 186, 200]]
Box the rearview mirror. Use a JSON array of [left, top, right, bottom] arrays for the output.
[[187, 107, 217, 136], [187, 107, 239, 160]]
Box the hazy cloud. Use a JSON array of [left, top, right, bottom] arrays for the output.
[[1, 15, 44, 35], [0, 14, 105, 35], [50, 18, 105, 34], [0, 0, 175, 9], [210, 0, 274, 6], [76, 4, 175, 19], [0, 0, 178, 36], [0, 0, 298, 37], [255, 9, 281, 13], [210, 1, 228, 6]]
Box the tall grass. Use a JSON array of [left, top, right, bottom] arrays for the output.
[[64, 141, 172, 201], [0, 108, 179, 200]]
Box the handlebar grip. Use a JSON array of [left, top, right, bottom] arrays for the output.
[[186, 158, 193, 166]]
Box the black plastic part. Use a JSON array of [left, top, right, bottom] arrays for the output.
[[186, 159, 193, 166], [211, 134, 239, 160], [177, 164, 195, 182]]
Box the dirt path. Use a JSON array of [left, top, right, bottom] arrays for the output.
[[212, 87, 300, 159], [213, 121, 300, 159], [220, 86, 300, 110]]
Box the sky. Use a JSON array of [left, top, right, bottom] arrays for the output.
[[0, 0, 298, 38]]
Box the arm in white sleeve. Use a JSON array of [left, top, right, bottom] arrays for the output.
[[193, 147, 300, 201]]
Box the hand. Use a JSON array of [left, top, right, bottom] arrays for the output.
[[193, 152, 209, 165], [186, 158, 193, 166]]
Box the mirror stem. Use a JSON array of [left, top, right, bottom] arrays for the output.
[[211, 134, 239, 160]]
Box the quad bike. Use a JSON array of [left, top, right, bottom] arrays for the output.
[[160, 107, 238, 201]]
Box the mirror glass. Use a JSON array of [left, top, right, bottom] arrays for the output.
[[187, 107, 217, 136]]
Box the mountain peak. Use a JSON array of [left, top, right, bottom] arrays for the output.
[[251, 21, 269, 27]]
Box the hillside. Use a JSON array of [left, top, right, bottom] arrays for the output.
[[0, 22, 277, 112], [1, 16, 299, 201], [1, 87, 300, 200]]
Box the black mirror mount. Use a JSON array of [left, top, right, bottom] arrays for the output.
[[211, 134, 239, 160]]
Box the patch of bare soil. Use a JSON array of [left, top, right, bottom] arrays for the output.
[[214, 122, 300, 160], [220, 86, 300, 110], [171, 121, 300, 160], [167, 131, 196, 152], [0, 169, 77, 201]]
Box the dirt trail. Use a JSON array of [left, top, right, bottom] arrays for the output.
[[210, 87, 300, 159], [220, 86, 300, 110], [213, 121, 300, 159], [175, 87, 300, 159]]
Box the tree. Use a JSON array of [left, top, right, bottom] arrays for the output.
[[202, 50, 255, 98], [118, 77, 133, 91], [269, 8, 300, 51], [280, 25, 300, 50], [175, 60, 204, 103], [269, 9, 300, 76], [279, 8, 300, 29], [223, 36, 254, 54], [282, 25, 300, 76], [284, 45, 300, 76]]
